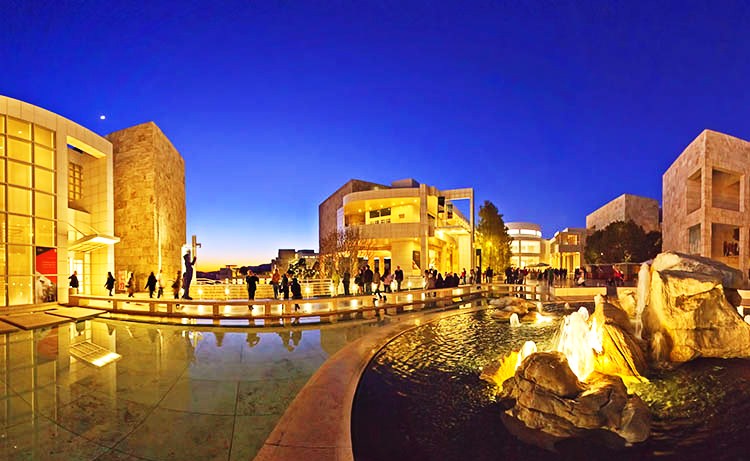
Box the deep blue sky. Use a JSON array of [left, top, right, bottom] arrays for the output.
[[3, 1, 749, 269]]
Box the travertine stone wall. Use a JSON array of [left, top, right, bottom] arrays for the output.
[[586, 194, 660, 233], [662, 130, 750, 278], [108, 122, 185, 292]]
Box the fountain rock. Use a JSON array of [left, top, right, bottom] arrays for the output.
[[617, 289, 637, 317], [498, 352, 651, 451], [489, 296, 536, 314], [643, 252, 750, 363]]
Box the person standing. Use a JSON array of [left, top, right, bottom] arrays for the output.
[[394, 266, 404, 291], [126, 273, 135, 297], [182, 250, 196, 300], [172, 271, 182, 299], [145, 272, 157, 298], [156, 270, 164, 298], [271, 269, 281, 299], [104, 272, 115, 296], [363, 265, 374, 294], [281, 272, 290, 300], [342, 269, 351, 296], [290, 276, 302, 311], [245, 270, 259, 301], [68, 271, 80, 294]]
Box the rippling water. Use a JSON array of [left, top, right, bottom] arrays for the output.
[[351, 307, 750, 461]]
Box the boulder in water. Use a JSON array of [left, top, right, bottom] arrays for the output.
[[498, 352, 651, 451], [490, 296, 536, 314], [643, 252, 750, 363]]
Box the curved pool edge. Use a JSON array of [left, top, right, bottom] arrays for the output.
[[253, 305, 489, 461]]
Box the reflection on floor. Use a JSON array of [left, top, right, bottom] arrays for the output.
[[0, 319, 377, 460]]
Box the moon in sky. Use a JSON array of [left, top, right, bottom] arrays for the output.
[[99, 115, 106, 120]]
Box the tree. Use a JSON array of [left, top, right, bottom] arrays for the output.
[[318, 227, 377, 279], [476, 200, 513, 271], [584, 220, 662, 264]]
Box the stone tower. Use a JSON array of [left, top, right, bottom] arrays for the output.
[[107, 122, 186, 292]]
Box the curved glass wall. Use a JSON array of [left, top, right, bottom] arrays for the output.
[[0, 115, 57, 306]]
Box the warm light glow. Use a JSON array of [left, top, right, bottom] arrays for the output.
[[91, 352, 121, 367]]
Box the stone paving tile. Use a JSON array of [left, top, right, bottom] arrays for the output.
[[0, 417, 108, 461], [229, 415, 278, 461], [114, 407, 234, 461], [53, 391, 152, 448], [158, 378, 238, 415]]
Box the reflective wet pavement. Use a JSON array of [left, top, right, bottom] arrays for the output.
[[0, 318, 380, 460]]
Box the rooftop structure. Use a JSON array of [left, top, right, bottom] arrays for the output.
[[586, 193, 660, 233]]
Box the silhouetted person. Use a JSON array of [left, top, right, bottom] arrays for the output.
[[246, 270, 259, 302], [156, 270, 164, 298], [291, 276, 302, 311], [281, 273, 290, 300], [342, 270, 351, 296], [68, 271, 79, 294], [395, 266, 404, 291], [182, 250, 196, 300], [104, 272, 115, 296], [126, 273, 135, 297], [145, 272, 157, 298]]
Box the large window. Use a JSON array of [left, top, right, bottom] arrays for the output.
[[68, 162, 82, 201], [0, 116, 57, 306]]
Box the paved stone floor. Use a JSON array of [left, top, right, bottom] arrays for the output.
[[0, 318, 379, 460]]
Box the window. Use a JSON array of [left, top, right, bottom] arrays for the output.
[[688, 224, 701, 255], [68, 162, 82, 201]]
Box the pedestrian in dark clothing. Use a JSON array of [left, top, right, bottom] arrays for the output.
[[104, 272, 115, 296], [281, 273, 290, 300], [69, 271, 80, 293], [342, 270, 351, 296], [245, 270, 259, 301], [145, 272, 157, 298], [291, 276, 302, 311], [394, 266, 404, 291], [363, 265, 374, 294]]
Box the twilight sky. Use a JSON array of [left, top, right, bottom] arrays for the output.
[[3, 1, 749, 269]]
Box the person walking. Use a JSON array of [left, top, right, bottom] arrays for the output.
[[126, 273, 135, 297], [68, 271, 80, 294], [104, 272, 115, 296], [342, 269, 351, 296], [172, 271, 182, 299], [145, 272, 157, 298], [245, 270, 259, 301], [373, 269, 384, 301], [182, 250, 196, 300], [270, 269, 281, 299], [394, 266, 404, 291], [156, 270, 164, 298]]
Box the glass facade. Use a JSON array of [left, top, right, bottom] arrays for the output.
[[0, 115, 57, 306]]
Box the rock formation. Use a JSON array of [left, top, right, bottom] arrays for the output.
[[642, 252, 750, 363], [498, 352, 651, 451]]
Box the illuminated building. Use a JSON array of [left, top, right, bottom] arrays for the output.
[[663, 129, 750, 275], [0, 96, 185, 307], [506, 222, 549, 268], [319, 178, 474, 275], [548, 227, 588, 273]]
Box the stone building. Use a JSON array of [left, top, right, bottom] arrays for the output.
[[319, 179, 474, 276], [107, 122, 186, 293], [662, 129, 750, 277], [586, 194, 660, 233]]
